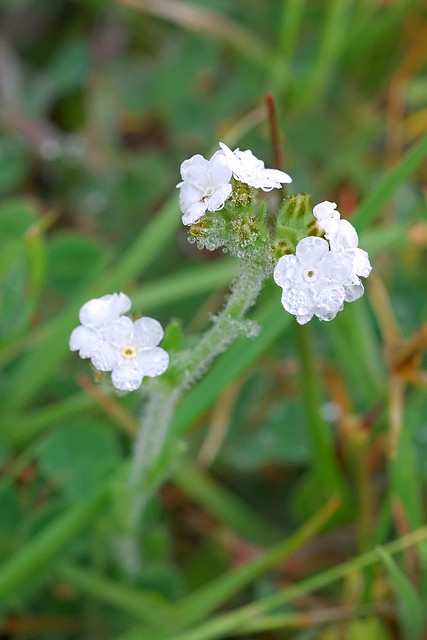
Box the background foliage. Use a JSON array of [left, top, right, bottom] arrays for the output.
[[0, 0, 427, 638]]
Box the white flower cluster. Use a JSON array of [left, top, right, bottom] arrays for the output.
[[177, 142, 292, 225], [274, 201, 371, 324], [69, 293, 169, 391]]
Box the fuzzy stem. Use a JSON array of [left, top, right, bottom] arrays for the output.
[[122, 257, 270, 570], [175, 258, 268, 389]]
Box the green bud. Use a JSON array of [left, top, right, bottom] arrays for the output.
[[275, 193, 322, 257], [162, 320, 183, 352]]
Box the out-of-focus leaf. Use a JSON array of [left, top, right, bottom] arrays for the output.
[[46, 232, 110, 297], [223, 397, 310, 469], [38, 420, 121, 500], [47, 38, 91, 95], [0, 136, 29, 194]]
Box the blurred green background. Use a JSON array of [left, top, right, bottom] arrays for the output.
[[0, 0, 427, 638]]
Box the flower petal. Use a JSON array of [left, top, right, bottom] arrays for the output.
[[137, 347, 169, 377], [69, 325, 99, 358], [133, 317, 164, 348], [313, 201, 338, 220], [102, 316, 134, 348], [352, 248, 372, 278], [104, 292, 131, 319], [79, 298, 111, 328], [182, 201, 207, 225], [180, 154, 210, 186], [273, 254, 298, 287], [209, 150, 232, 185], [262, 168, 292, 185], [111, 362, 144, 392], [79, 293, 130, 328], [90, 342, 119, 371], [345, 281, 364, 302], [296, 236, 329, 265], [320, 251, 353, 284], [330, 219, 359, 251], [206, 183, 232, 212]]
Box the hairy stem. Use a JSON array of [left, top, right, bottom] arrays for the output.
[[122, 256, 271, 571]]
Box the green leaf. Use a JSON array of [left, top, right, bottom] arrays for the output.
[[48, 38, 91, 95], [38, 420, 121, 500], [46, 232, 110, 297], [0, 136, 29, 194], [161, 320, 184, 353]]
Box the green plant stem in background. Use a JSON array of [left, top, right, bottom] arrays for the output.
[[294, 0, 351, 108], [270, 0, 307, 94], [57, 562, 179, 630], [295, 323, 351, 514]]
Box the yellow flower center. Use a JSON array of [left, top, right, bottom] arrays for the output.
[[121, 345, 136, 359]]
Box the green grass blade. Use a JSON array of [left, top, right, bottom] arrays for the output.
[[294, 0, 353, 108], [3, 394, 95, 446], [352, 133, 427, 232], [132, 259, 238, 311], [57, 562, 179, 630], [0, 485, 110, 605], [176, 497, 340, 627], [376, 546, 426, 640], [173, 462, 283, 546], [115, 527, 427, 640]]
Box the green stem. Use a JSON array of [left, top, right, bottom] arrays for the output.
[[295, 323, 351, 513], [122, 258, 270, 570], [174, 259, 267, 388]]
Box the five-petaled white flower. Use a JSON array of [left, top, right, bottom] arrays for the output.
[[177, 150, 232, 225], [70, 293, 169, 392], [219, 142, 292, 191], [273, 236, 353, 325]]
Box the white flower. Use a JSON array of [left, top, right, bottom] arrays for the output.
[[69, 293, 131, 361], [218, 142, 292, 191], [95, 316, 169, 392], [313, 200, 340, 238], [313, 201, 372, 303], [327, 219, 372, 302], [177, 150, 232, 225], [70, 294, 169, 392], [273, 236, 353, 324]]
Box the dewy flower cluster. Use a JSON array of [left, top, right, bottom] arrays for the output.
[[274, 201, 371, 324], [70, 293, 169, 391], [177, 142, 292, 225], [71, 145, 373, 390]]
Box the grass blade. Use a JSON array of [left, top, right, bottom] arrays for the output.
[[376, 546, 426, 640], [352, 132, 427, 232]]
